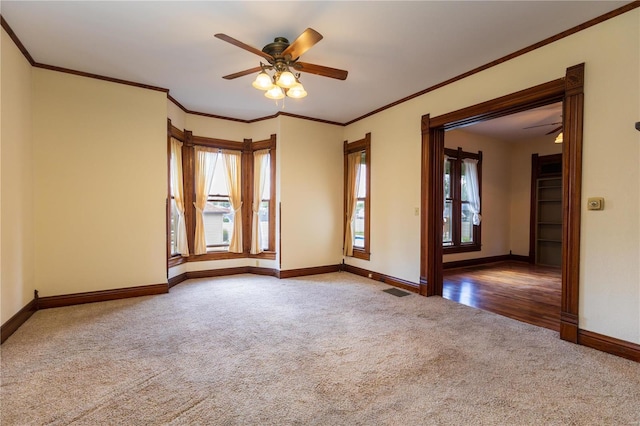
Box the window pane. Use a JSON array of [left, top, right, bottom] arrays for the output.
[[444, 160, 451, 199], [259, 200, 269, 250], [443, 200, 453, 245], [461, 202, 474, 243], [204, 198, 233, 250], [356, 163, 366, 198], [170, 198, 178, 254], [209, 155, 228, 196], [353, 199, 365, 248], [261, 154, 271, 200]]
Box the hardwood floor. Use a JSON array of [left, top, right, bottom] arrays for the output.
[[443, 261, 561, 332]]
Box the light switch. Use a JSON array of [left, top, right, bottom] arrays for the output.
[[587, 197, 604, 210], [414, 207, 420, 216]]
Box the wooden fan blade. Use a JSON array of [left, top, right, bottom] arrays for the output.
[[546, 125, 563, 135], [282, 28, 323, 60], [293, 62, 348, 80], [222, 66, 263, 80], [214, 33, 273, 61], [522, 121, 562, 130]]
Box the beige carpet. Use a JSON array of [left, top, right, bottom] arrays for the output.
[[1, 272, 639, 425]]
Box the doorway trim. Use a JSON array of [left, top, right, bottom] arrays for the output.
[[420, 63, 584, 343]]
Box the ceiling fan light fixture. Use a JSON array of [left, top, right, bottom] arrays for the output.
[[554, 132, 563, 144], [287, 82, 307, 99], [252, 71, 274, 90], [276, 70, 297, 88], [265, 85, 285, 100]]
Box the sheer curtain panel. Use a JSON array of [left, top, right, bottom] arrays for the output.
[[170, 138, 189, 256], [463, 158, 481, 225], [344, 151, 362, 256], [251, 149, 269, 254], [194, 147, 219, 254], [222, 150, 243, 253]]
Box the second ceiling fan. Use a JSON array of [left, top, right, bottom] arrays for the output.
[[215, 28, 348, 99]]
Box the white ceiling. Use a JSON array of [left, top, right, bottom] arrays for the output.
[[1, 1, 630, 126]]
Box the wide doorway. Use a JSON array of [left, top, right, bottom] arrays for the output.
[[420, 64, 585, 342], [440, 103, 564, 330]]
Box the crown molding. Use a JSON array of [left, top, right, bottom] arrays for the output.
[[3, 1, 638, 126]]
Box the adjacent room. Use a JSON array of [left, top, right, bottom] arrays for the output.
[[2, 1, 639, 424]]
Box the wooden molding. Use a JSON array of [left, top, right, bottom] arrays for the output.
[[1, 15, 35, 65], [509, 254, 531, 263], [185, 267, 279, 280], [1, 293, 38, 344], [443, 255, 511, 270], [168, 273, 188, 288], [443, 254, 533, 270], [279, 265, 341, 279], [578, 329, 640, 363], [560, 63, 585, 343], [342, 264, 420, 294], [38, 284, 168, 310]]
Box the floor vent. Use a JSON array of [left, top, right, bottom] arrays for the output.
[[382, 288, 411, 297]]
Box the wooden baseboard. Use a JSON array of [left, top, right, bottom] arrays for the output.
[[343, 264, 420, 293], [184, 266, 278, 281], [443, 254, 531, 270], [279, 265, 341, 279], [578, 329, 640, 363], [560, 312, 579, 343], [168, 273, 187, 288], [38, 283, 169, 310], [509, 254, 532, 263], [1, 295, 38, 344]]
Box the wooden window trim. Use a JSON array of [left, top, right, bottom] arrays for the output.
[[344, 133, 371, 261], [443, 147, 482, 254], [166, 120, 277, 265]]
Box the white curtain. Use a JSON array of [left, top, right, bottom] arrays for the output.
[[251, 149, 270, 254], [343, 151, 362, 256], [463, 158, 481, 225], [222, 150, 243, 253], [170, 138, 189, 256], [193, 146, 218, 255], [443, 155, 450, 220]]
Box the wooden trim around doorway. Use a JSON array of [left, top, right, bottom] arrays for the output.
[[421, 64, 584, 344]]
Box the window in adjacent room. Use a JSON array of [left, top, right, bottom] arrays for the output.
[[443, 147, 482, 253], [344, 133, 371, 260]]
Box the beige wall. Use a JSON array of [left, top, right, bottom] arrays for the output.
[[279, 116, 343, 270], [1, 28, 35, 324], [344, 10, 639, 343], [31, 69, 168, 296], [509, 135, 563, 256], [443, 130, 512, 262]]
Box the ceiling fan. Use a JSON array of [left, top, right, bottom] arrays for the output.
[[214, 28, 348, 99], [523, 121, 563, 135]]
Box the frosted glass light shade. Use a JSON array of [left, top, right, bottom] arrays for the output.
[[276, 71, 296, 88], [265, 85, 285, 100], [554, 132, 563, 144], [252, 72, 273, 90], [287, 83, 307, 99]]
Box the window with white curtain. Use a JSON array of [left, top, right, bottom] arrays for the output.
[[443, 147, 482, 253]]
